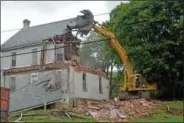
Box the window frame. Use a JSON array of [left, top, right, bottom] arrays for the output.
[[31, 73, 38, 84], [82, 73, 87, 92], [10, 76, 16, 92], [55, 45, 63, 61], [32, 48, 38, 65], [11, 52, 16, 67], [99, 76, 103, 94]]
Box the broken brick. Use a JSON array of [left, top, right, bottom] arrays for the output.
[[71, 98, 155, 121]]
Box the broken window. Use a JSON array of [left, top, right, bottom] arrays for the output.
[[10, 77, 16, 92], [55, 45, 63, 61], [99, 76, 103, 94], [82, 73, 87, 91], [31, 73, 38, 83], [11, 52, 16, 67], [32, 48, 38, 65]]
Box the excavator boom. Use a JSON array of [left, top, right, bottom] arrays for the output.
[[93, 24, 134, 76]]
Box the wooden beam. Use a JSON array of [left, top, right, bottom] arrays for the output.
[[40, 41, 47, 70], [3, 61, 69, 76]]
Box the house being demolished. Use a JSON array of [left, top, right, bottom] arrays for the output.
[[1, 18, 109, 113]]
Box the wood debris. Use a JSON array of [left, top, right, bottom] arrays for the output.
[[51, 110, 90, 119], [74, 65, 107, 78]]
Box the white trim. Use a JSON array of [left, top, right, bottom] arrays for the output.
[[9, 75, 17, 77]]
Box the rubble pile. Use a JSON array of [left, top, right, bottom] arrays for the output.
[[72, 98, 155, 121]]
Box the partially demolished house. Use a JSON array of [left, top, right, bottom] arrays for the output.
[[1, 19, 109, 112]]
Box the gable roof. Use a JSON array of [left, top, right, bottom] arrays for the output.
[[1, 18, 75, 51]]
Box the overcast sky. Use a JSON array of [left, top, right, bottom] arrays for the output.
[[1, 1, 129, 44]]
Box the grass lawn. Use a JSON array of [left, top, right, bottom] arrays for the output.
[[131, 101, 183, 122], [8, 101, 183, 122], [22, 117, 96, 122], [8, 109, 96, 122]]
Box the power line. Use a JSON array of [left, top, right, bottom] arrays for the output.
[[1, 1, 179, 33], [1, 38, 110, 58], [1, 1, 180, 57], [1, 28, 22, 33], [1, 16, 168, 59], [0, 12, 110, 33], [94, 12, 110, 16]]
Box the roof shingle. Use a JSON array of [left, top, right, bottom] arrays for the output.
[[1, 18, 75, 51]]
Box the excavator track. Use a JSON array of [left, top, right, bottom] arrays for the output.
[[118, 91, 150, 100]]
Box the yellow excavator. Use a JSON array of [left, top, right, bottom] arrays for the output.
[[67, 9, 157, 99]]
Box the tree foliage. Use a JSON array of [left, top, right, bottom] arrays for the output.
[[106, 0, 184, 99], [79, 32, 104, 69]]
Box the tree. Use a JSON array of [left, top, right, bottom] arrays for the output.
[[107, 0, 184, 99], [79, 31, 106, 69]]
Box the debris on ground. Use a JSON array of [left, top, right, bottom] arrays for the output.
[[166, 105, 184, 116], [71, 98, 155, 121], [51, 111, 91, 119]]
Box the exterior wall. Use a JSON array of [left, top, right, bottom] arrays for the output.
[[1, 43, 65, 70], [2, 65, 109, 112], [4, 68, 69, 112], [1, 45, 41, 69], [69, 66, 109, 100]]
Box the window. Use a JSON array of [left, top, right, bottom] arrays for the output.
[[11, 52, 16, 67], [32, 48, 38, 65], [10, 77, 16, 92], [99, 77, 103, 94], [31, 73, 38, 83], [55, 45, 63, 61], [82, 73, 87, 91]]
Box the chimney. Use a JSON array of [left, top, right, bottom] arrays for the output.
[[23, 19, 31, 29]]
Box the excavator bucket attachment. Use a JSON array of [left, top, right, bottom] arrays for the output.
[[67, 9, 94, 36]]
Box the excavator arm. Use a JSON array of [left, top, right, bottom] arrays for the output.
[[93, 23, 135, 91], [93, 23, 134, 76]]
